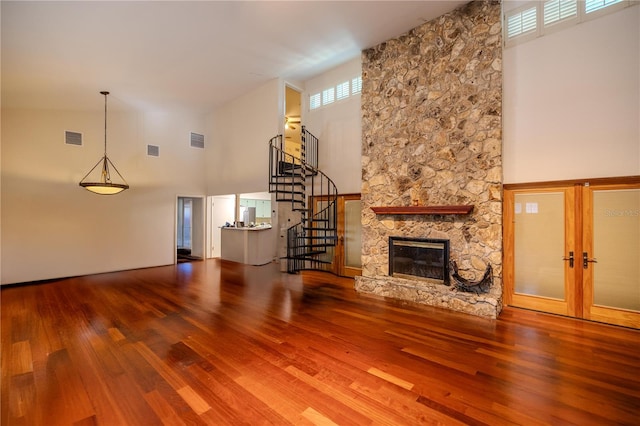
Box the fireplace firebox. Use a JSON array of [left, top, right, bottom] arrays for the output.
[[389, 237, 450, 284]]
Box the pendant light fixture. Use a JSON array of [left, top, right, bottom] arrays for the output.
[[79, 91, 129, 195]]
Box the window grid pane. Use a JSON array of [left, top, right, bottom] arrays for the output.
[[309, 93, 321, 110], [322, 88, 335, 105], [310, 75, 362, 111], [585, 0, 623, 14], [351, 76, 362, 94], [336, 81, 350, 100], [507, 6, 537, 39], [544, 0, 577, 25]]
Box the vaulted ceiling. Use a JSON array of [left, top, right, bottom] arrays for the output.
[[1, 1, 467, 113]]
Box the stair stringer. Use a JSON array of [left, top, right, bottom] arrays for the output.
[[268, 130, 338, 273]]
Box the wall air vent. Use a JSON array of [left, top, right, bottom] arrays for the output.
[[147, 144, 160, 157], [190, 132, 205, 149], [65, 130, 83, 146]]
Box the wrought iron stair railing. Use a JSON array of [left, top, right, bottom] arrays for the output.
[[268, 126, 338, 273]]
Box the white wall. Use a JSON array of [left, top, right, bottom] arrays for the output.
[[206, 79, 281, 196], [210, 195, 235, 258], [503, 4, 640, 183], [205, 78, 283, 261], [1, 105, 207, 284], [304, 57, 363, 194], [19, 4, 637, 284]]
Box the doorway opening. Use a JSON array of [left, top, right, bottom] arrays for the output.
[[207, 192, 274, 259], [311, 193, 362, 277], [177, 196, 204, 263], [284, 85, 302, 163], [208, 194, 235, 258]]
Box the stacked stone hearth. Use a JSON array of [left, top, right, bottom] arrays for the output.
[[355, 1, 503, 318]]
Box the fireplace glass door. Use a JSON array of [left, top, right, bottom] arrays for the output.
[[389, 238, 449, 284]]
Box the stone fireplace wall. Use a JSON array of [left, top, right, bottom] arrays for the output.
[[355, 1, 503, 318]]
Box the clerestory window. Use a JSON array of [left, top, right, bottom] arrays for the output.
[[309, 74, 362, 111], [504, 0, 634, 47]]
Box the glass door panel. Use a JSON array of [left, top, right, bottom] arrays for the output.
[[343, 199, 362, 274], [313, 199, 334, 269], [592, 189, 640, 310], [505, 187, 576, 317], [514, 192, 565, 299], [584, 185, 640, 328], [312, 195, 362, 277], [506, 180, 640, 328]]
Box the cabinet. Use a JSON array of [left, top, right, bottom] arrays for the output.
[[240, 198, 271, 219], [221, 227, 275, 265]]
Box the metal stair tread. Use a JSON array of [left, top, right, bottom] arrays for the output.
[[283, 257, 332, 265], [269, 130, 338, 274]]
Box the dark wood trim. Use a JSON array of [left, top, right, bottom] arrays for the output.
[[371, 205, 474, 215], [504, 175, 640, 190]]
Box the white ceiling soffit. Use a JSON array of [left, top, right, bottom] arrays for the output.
[[1, 1, 468, 113]]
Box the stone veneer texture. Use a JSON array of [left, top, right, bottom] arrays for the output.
[[355, 1, 503, 318]]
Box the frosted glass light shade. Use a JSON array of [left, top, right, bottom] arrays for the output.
[[79, 155, 129, 195]]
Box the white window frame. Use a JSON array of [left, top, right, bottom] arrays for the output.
[[308, 74, 362, 112], [322, 87, 335, 106], [583, 0, 627, 21], [309, 93, 321, 110], [542, 0, 579, 35], [351, 76, 362, 94], [336, 81, 350, 100], [504, 3, 539, 47], [504, 0, 638, 48]]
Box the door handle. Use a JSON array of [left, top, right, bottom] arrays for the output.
[[562, 251, 574, 268], [583, 252, 597, 269]]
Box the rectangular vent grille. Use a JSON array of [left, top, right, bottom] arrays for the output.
[[147, 144, 160, 157], [190, 132, 205, 149], [65, 130, 83, 146]]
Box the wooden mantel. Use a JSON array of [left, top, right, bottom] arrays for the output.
[[371, 205, 474, 215]]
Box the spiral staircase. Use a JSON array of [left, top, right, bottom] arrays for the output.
[[268, 126, 338, 273]]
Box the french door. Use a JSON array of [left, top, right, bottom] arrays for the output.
[[313, 194, 362, 277], [504, 178, 640, 328]]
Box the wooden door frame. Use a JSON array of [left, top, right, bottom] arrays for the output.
[[337, 194, 362, 278], [503, 185, 579, 316], [176, 195, 206, 263], [582, 180, 640, 328], [311, 193, 361, 277], [504, 176, 640, 327]]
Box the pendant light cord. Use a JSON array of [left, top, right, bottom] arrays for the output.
[[79, 90, 129, 193], [101, 91, 109, 156]]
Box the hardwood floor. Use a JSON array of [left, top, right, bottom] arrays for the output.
[[2, 259, 639, 425]]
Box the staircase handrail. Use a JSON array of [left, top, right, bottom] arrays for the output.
[[268, 132, 338, 273]]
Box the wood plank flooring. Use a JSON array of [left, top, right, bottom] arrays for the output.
[[2, 259, 639, 425]]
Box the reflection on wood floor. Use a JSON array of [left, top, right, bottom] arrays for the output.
[[2, 259, 639, 425]]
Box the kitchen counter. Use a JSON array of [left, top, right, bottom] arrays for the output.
[[220, 226, 275, 265]]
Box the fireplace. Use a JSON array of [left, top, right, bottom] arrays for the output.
[[389, 237, 450, 284]]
